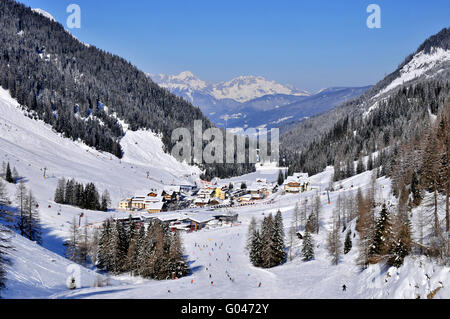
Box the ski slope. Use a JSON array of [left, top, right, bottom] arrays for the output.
[[1, 87, 448, 299], [53, 169, 449, 299], [0, 86, 199, 256]]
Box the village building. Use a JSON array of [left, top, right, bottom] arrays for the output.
[[283, 173, 310, 193]]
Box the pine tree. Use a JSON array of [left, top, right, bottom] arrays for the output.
[[101, 190, 111, 212], [98, 219, 113, 271], [166, 231, 190, 279], [134, 224, 146, 276], [24, 190, 42, 245], [64, 179, 75, 205], [388, 212, 412, 268], [5, 163, 12, 184], [249, 229, 263, 267], [260, 214, 277, 268], [15, 180, 27, 237], [344, 230, 352, 254], [277, 170, 285, 186], [273, 211, 286, 265], [369, 204, 392, 261], [302, 230, 314, 261], [54, 178, 66, 204], [110, 221, 128, 274]]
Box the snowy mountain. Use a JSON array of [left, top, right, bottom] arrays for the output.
[[150, 71, 370, 130], [31, 8, 56, 22], [150, 71, 309, 104]]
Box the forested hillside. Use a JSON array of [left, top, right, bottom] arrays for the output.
[[282, 28, 450, 181], [0, 0, 253, 178]]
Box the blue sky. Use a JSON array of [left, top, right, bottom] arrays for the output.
[[17, 0, 450, 92]]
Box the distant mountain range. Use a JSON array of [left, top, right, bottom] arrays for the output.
[[150, 71, 371, 130]]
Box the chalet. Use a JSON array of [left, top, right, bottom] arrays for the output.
[[119, 198, 132, 210], [197, 188, 215, 199], [284, 173, 310, 193], [181, 214, 215, 231], [193, 198, 210, 207], [147, 201, 167, 214]]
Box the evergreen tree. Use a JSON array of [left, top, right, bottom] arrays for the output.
[[98, 219, 113, 271], [110, 221, 128, 274], [134, 224, 146, 276], [5, 163, 12, 184], [54, 178, 66, 204], [277, 170, 285, 186], [249, 229, 263, 267], [166, 231, 190, 279], [101, 190, 111, 212], [15, 180, 27, 237], [388, 210, 412, 267], [344, 230, 352, 254], [24, 190, 42, 244], [302, 230, 314, 261], [260, 214, 277, 268], [369, 204, 392, 259], [273, 211, 286, 265]]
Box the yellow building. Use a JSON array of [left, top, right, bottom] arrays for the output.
[[119, 198, 132, 209], [215, 187, 226, 200]]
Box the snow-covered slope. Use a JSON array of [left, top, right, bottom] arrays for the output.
[[0, 87, 200, 256], [31, 8, 56, 22], [377, 47, 450, 98], [1, 229, 114, 299], [50, 168, 450, 299]]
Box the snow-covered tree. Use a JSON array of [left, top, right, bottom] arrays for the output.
[[65, 217, 81, 263], [327, 219, 342, 265], [24, 190, 42, 245], [246, 217, 257, 253], [101, 190, 111, 212], [249, 229, 263, 267], [15, 180, 27, 237], [344, 230, 352, 254], [5, 163, 13, 184], [54, 178, 66, 204], [273, 211, 286, 264], [301, 230, 314, 261], [369, 203, 392, 260]]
